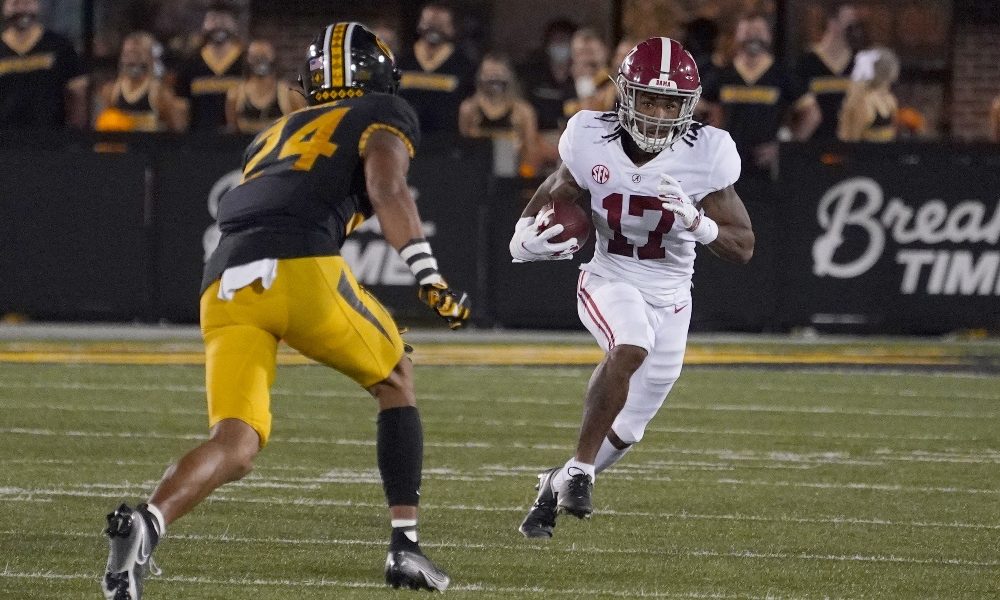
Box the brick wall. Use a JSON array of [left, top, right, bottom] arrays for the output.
[[951, 24, 1000, 141], [251, 17, 322, 83]]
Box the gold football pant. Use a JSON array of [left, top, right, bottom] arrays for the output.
[[200, 256, 405, 446]]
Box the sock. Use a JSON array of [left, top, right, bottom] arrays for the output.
[[552, 457, 596, 491], [137, 503, 165, 548], [595, 436, 632, 474], [390, 519, 420, 551], [376, 406, 423, 506]]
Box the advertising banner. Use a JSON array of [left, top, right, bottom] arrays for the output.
[[778, 143, 1000, 333]]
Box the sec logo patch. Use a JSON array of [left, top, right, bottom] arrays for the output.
[[592, 164, 610, 184]]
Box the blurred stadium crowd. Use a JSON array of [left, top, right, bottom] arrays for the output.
[[2, 0, 999, 179]]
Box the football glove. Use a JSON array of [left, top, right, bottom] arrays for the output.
[[658, 173, 719, 244], [418, 281, 471, 330], [657, 174, 701, 230], [509, 209, 578, 262]]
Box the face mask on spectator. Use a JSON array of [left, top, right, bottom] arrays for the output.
[[206, 28, 234, 45], [574, 76, 596, 99], [250, 61, 273, 77], [122, 63, 149, 78], [479, 79, 509, 98], [844, 23, 868, 52], [741, 38, 770, 56], [547, 43, 571, 64], [418, 26, 448, 46], [5, 12, 37, 30]]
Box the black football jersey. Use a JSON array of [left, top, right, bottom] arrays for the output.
[[202, 92, 420, 292]]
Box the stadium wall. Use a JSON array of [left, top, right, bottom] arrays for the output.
[[1, 133, 998, 334]]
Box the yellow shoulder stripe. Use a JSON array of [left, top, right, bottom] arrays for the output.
[[358, 123, 415, 158]]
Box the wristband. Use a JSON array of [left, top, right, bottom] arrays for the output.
[[400, 238, 444, 285], [691, 215, 719, 245]]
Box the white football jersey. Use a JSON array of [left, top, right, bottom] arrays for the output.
[[559, 110, 741, 306]]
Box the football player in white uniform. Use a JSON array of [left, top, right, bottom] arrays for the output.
[[510, 37, 754, 538]]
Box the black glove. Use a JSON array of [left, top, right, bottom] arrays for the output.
[[418, 281, 471, 330]]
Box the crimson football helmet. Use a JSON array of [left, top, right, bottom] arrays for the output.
[[615, 37, 701, 152]]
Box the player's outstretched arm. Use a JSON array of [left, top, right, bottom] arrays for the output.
[[701, 185, 754, 264], [363, 129, 471, 328]]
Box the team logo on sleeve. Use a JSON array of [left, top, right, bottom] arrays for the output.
[[592, 164, 610, 184]]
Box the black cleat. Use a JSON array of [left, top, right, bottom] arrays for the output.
[[384, 548, 450, 591], [557, 471, 594, 519], [102, 504, 160, 600], [518, 467, 559, 538]]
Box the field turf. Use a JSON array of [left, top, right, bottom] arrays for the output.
[[0, 343, 998, 599]]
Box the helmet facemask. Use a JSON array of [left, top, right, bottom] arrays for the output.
[[616, 75, 700, 152]]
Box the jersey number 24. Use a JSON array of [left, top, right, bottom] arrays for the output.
[[242, 107, 350, 181]]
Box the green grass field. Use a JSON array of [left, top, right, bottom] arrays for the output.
[[1, 356, 999, 599]]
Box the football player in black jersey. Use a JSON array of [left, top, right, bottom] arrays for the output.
[[102, 23, 467, 599]]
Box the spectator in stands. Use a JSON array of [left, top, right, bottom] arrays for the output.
[[175, 1, 245, 132], [397, 2, 475, 134], [458, 52, 539, 175], [0, 0, 86, 128], [94, 31, 183, 132], [838, 47, 899, 142], [701, 13, 820, 176], [990, 95, 1000, 143], [224, 39, 305, 133], [516, 18, 576, 175], [564, 27, 614, 116], [592, 35, 641, 115], [518, 19, 576, 133], [684, 17, 721, 123], [684, 17, 720, 86], [795, 2, 867, 140]]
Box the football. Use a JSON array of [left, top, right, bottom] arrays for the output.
[[536, 198, 591, 247]]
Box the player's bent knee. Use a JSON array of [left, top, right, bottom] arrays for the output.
[[369, 357, 416, 410], [606, 344, 648, 376], [209, 418, 261, 479], [611, 412, 653, 444]]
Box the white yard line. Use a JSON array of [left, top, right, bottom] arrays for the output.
[[2, 486, 999, 530], [5, 380, 1000, 415], [1, 530, 997, 569], [4, 427, 999, 468], [0, 399, 993, 444], [0, 569, 778, 599]]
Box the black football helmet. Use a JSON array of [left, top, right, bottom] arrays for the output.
[[302, 22, 400, 105]]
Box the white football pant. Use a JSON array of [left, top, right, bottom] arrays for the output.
[[576, 270, 691, 446]]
